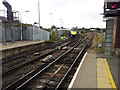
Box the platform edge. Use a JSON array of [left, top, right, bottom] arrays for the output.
[[67, 52, 88, 90]]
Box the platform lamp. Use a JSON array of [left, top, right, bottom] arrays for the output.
[[38, 0, 40, 28], [50, 13, 53, 35]]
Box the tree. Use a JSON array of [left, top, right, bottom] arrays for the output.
[[50, 31, 61, 42], [61, 26, 64, 29], [82, 27, 85, 30], [43, 28, 51, 32], [51, 25, 56, 30], [96, 28, 101, 33], [40, 26, 43, 29]]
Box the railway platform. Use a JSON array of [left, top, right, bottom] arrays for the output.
[[0, 41, 44, 51], [0, 41, 45, 59], [68, 49, 119, 89]]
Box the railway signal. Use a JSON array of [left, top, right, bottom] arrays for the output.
[[104, 1, 120, 17], [111, 2, 118, 9], [108, 2, 120, 9]]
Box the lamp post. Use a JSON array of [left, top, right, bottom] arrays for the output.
[[59, 19, 64, 36], [50, 13, 53, 35], [20, 10, 29, 41], [38, 0, 40, 28], [59, 18, 63, 29], [50, 13, 53, 27]]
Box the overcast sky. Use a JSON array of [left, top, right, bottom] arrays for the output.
[[0, 0, 106, 28]]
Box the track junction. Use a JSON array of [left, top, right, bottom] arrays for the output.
[[2, 33, 94, 90]]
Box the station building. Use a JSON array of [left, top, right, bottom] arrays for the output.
[[113, 17, 120, 55], [104, 17, 120, 56]]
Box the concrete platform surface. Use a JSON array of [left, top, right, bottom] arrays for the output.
[[97, 54, 119, 88], [69, 50, 97, 89], [0, 41, 44, 51], [68, 50, 118, 89]]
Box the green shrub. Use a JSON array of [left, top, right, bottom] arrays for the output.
[[50, 31, 61, 42]]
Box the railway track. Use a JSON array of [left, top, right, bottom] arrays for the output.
[[2, 37, 78, 74], [2, 38, 70, 68], [2, 35, 85, 90], [1, 33, 94, 90]]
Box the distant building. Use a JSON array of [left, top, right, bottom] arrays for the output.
[[53, 28, 69, 35], [90, 28, 96, 31]]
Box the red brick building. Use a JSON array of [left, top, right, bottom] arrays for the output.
[[113, 17, 120, 54]]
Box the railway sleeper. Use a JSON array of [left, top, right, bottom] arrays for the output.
[[44, 84, 56, 89], [2, 36, 88, 90]]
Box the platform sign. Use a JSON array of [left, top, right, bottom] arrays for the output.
[[104, 0, 120, 17]]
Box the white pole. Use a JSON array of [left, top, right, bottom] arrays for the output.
[[50, 13, 53, 35], [50, 13, 53, 27], [59, 19, 62, 29], [20, 12, 22, 41], [38, 0, 40, 28], [20, 10, 29, 41]]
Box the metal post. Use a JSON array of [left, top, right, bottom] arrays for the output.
[[50, 13, 53, 26], [11, 26, 15, 42], [59, 19, 63, 35], [59, 18, 63, 29], [50, 13, 53, 35], [2, 23, 6, 45], [32, 23, 35, 40], [38, 0, 40, 28], [20, 11, 29, 41], [20, 12, 23, 41]]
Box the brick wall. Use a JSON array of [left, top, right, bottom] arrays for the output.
[[115, 17, 120, 48]]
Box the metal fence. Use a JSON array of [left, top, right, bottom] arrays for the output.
[[0, 23, 21, 43], [23, 26, 50, 41], [0, 23, 50, 43]]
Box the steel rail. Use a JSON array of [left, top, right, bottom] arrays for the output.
[[12, 38, 83, 90], [2, 38, 71, 64], [2, 38, 77, 76], [55, 35, 94, 89], [2, 37, 83, 90]]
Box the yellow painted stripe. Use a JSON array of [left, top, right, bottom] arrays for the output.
[[104, 58, 117, 90]]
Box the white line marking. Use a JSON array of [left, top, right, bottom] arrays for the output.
[[67, 52, 88, 90]]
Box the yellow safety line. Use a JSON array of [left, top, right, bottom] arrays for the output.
[[104, 58, 117, 90]]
